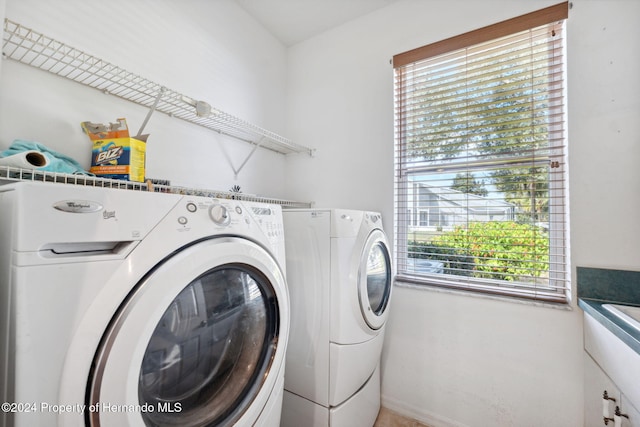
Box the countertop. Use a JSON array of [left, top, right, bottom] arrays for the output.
[[579, 298, 640, 356], [577, 266, 640, 356]]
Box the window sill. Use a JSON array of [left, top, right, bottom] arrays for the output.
[[393, 277, 575, 311]]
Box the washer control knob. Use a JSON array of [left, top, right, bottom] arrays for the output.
[[209, 204, 230, 226]]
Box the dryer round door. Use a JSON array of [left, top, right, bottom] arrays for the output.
[[357, 229, 392, 330], [87, 237, 288, 427]]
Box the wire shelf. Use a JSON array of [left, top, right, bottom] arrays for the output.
[[2, 18, 313, 156], [0, 166, 312, 208]]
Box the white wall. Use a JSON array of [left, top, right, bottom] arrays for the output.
[[568, 0, 640, 270], [285, 0, 640, 426], [0, 0, 289, 198], [0, 0, 4, 75]]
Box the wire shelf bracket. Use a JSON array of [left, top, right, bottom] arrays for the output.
[[2, 18, 315, 170]]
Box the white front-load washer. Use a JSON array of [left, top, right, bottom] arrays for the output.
[[280, 209, 393, 427], [0, 181, 289, 427]]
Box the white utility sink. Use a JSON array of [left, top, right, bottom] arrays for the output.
[[603, 304, 640, 332]]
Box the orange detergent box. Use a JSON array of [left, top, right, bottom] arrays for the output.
[[81, 118, 147, 182]]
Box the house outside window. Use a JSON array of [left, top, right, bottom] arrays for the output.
[[393, 3, 570, 303]]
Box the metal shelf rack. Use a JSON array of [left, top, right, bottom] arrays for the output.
[[0, 165, 312, 208], [2, 18, 314, 163]]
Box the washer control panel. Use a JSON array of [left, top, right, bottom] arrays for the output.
[[166, 196, 285, 264], [175, 197, 284, 242]]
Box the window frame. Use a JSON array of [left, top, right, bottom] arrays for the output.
[[392, 2, 570, 304]]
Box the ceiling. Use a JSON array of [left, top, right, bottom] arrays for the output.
[[234, 0, 399, 46]]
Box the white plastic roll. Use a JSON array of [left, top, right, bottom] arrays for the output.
[[0, 151, 49, 169]]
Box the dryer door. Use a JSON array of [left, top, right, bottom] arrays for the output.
[[358, 229, 392, 330], [87, 237, 287, 427]]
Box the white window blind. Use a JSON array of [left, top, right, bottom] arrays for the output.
[[393, 3, 569, 303]]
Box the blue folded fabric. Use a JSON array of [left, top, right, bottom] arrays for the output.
[[0, 139, 91, 175]]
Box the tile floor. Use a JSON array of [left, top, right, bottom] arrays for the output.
[[374, 407, 432, 427]]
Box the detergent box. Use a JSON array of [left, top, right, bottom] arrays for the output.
[[81, 118, 147, 182]]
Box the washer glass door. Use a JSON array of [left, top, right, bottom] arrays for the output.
[[139, 264, 277, 426], [88, 237, 284, 427], [359, 229, 392, 330]]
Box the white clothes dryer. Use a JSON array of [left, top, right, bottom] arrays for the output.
[[0, 181, 289, 427], [280, 209, 392, 427]]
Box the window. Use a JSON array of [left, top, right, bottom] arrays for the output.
[[393, 3, 569, 303]]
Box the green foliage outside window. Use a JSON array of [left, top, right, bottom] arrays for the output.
[[408, 221, 549, 282]]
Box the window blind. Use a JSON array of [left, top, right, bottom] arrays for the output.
[[393, 3, 569, 303]]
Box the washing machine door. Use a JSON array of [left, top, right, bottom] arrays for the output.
[[358, 229, 392, 330], [87, 237, 287, 427]]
